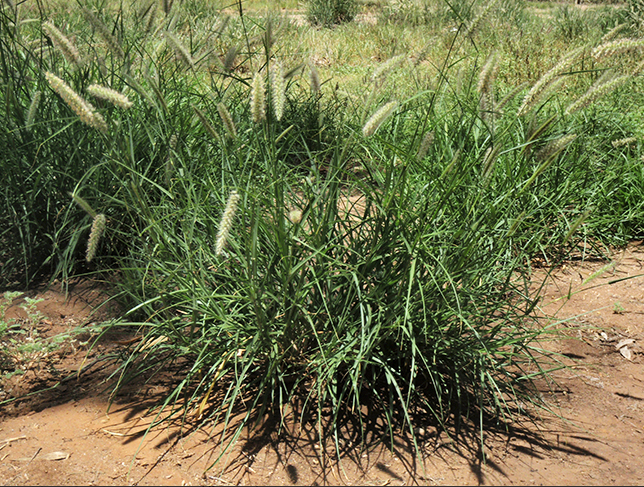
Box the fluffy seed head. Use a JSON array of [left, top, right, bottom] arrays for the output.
[[592, 38, 644, 61], [601, 23, 628, 43], [250, 72, 266, 123], [565, 74, 629, 116], [518, 46, 585, 116], [45, 72, 107, 132], [309, 63, 321, 94], [416, 131, 435, 161], [26, 90, 42, 130], [87, 84, 133, 109], [362, 101, 398, 137], [223, 44, 239, 72], [215, 190, 240, 257], [477, 52, 498, 96], [42, 21, 82, 66], [478, 52, 499, 124], [86, 213, 106, 262], [81, 7, 124, 58], [271, 60, 286, 121], [145, 3, 157, 33], [193, 105, 221, 142], [217, 102, 237, 139], [163, 31, 194, 68], [372, 54, 406, 82], [612, 136, 637, 148], [535, 134, 577, 161], [464, 0, 499, 38], [288, 209, 303, 224]]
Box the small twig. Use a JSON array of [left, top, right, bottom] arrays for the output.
[[27, 447, 41, 466], [0, 435, 27, 446], [101, 429, 125, 437]]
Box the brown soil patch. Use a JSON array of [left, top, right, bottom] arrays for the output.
[[1, 245, 644, 486]]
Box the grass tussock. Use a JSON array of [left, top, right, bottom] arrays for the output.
[[2, 0, 644, 469]]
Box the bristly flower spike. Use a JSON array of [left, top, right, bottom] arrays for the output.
[[215, 190, 240, 257]]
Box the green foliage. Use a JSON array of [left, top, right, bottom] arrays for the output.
[[0, 292, 22, 337], [306, 0, 358, 26], [1, 0, 644, 467]]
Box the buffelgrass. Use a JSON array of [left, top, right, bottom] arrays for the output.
[[41, 21, 82, 67], [45, 72, 108, 132], [3, 0, 644, 473]]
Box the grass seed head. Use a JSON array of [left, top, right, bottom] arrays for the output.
[[535, 134, 577, 161], [87, 84, 133, 109], [288, 209, 303, 224], [81, 8, 124, 59], [565, 74, 629, 116], [215, 190, 240, 257], [611, 136, 637, 148], [600, 23, 628, 44], [309, 63, 321, 94], [45, 72, 107, 133], [477, 52, 498, 96], [217, 102, 237, 139], [193, 105, 221, 142], [271, 60, 286, 121], [518, 46, 585, 116], [223, 44, 239, 72], [592, 38, 644, 61], [464, 0, 499, 38], [372, 54, 406, 82], [42, 21, 82, 67], [26, 90, 42, 130], [145, 2, 158, 33], [86, 213, 106, 262], [362, 101, 398, 138], [250, 72, 266, 123], [163, 31, 194, 69], [416, 130, 435, 161]]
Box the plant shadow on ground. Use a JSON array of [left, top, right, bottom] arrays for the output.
[[3, 261, 643, 485], [72, 360, 607, 485]]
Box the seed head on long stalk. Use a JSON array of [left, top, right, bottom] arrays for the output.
[[217, 102, 237, 139], [250, 72, 266, 123], [26, 90, 42, 130], [362, 101, 398, 137], [215, 190, 240, 257], [271, 60, 286, 121], [42, 21, 82, 66], [309, 63, 321, 94], [518, 46, 585, 116], [45, 72, 107, 133], [592, 38, 644, 62], [81, 7, 124, 59], [565, 74, 629, 116], [163, 31, 195, 69], [87, 84, 133, 109], [86, 213, 106, 262]]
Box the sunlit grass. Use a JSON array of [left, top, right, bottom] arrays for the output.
[[1, 0, 643, 470]]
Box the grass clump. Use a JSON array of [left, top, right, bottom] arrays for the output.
[[306, 0, 358, 26], [2, 0, 644, 470]]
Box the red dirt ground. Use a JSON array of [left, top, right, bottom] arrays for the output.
[[0, 244, 643, 486]]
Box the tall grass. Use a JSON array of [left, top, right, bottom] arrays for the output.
[[2, 0, 644, 468]]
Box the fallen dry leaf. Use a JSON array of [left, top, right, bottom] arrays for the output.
[[615, 338, 635, 351], [619, 346, 633, 361]]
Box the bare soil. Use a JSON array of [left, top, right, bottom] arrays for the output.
[[0, 244, 643, 486]]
